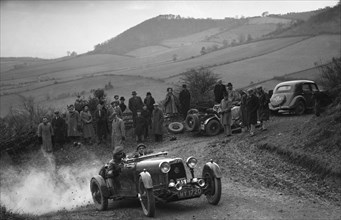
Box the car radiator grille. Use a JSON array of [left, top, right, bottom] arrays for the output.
[[168, 162, 186, 180]]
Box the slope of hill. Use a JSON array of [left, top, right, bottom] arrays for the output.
[[274, 4, 341, 36], [92, 15, 245, 55]]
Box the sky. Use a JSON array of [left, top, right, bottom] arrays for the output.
[[0, 0, 338, 58]]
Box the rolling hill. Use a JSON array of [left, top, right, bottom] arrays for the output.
[[1, 4, 340, 117]]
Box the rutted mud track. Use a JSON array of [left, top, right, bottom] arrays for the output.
[[5, 114, 341, 219]]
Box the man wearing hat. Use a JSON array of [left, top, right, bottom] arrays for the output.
[[52, 111, 66, 149], [66, 104, 81, 141], [119, 96, 127, 113], [128, 91, 143, 127], [105, 146, 126, 194], [179, 84, 191, 119], [38, 116, 54, 153], [214, 80, 227, 104], [226, 82, 241, 105], [133, 143, 154, 158], [246, 88, 259, 136], [152, 103, 164, 142], [111, 111, 125, 149]]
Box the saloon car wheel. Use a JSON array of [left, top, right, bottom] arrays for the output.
[[295, 100, 305, 115], [185, 114, 199, 131], [138, 177, 155, 217], [90, 178, 108, 211], [202, 168, 222, 205], [205, 120, 221, 136], [168, 122, 185, 134]]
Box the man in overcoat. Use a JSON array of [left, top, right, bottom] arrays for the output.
[[128, 91, 144, 127], [152, 103, 164, 142], [51, 111, 66, 149], [247, 88, 259, 136], [214, 80, 227, 104], [179, 84, 191, 119]]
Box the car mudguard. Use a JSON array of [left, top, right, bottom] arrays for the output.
[[139, 170, 153, 189], [92, 175, 110, 197], [203, 116, 220, 127], [203, 161, 222, 178], [289, 95, 305, 108]]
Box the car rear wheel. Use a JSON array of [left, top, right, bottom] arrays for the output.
[[90, 178, 108, 211], [202, 167, 221, 205], [185, 114, 199, 131], [205, 120, 221, 136], [138, 177, 155, 217], [295, 100, 305, 115]]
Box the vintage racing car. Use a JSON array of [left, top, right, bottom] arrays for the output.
[[90, 151, 222, 217]]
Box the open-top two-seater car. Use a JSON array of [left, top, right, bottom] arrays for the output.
[[90, 151, 222, 217]]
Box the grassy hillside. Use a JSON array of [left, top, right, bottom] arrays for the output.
[[92, 15, 244, 55], [275, 4, 341, 36]]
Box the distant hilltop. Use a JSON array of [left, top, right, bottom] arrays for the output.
[[90, 4, 340, 56]]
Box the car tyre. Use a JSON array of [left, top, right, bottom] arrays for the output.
[[138, 177, 155, 217], [205, 119, 221, 136], [185, 114, 199, 131], [90, 177, 108, 211], [202, 167, 221, 205], [295, 100, 305, 115], [187, 108, 199, 115], [168, 122, 184, 134]]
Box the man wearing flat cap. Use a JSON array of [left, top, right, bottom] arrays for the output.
[[128, 91, 143, 127], [52, 111, 66, 149]]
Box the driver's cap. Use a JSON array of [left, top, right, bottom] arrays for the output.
[[136, 143, 146, 151]]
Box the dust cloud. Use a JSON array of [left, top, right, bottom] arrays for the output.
[[0, 150, 103, 215]]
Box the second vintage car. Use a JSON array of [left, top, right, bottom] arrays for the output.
[[90, 151, 222, 217], [269, 80, 320, 115]]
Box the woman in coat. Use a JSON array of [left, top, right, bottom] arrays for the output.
[[80, 105, 95, 144], [38, 116, 54, 153], [164, 88, 179, 116], [220, 92, 233, 136], [152, 103, 164, 142]]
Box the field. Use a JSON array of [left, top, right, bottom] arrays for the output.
[[1, 26, 340, 117]]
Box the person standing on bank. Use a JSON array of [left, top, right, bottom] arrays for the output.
[[240, 90, 249, 132], [94, 103, 108, 144], [128, 91, 144, 127], [66, 105, 81, 141], [256, 86, 270, 131], [226, 82, 241, 105], [52, 111, 66, 149], [111, 111, 125, 149], [164, 87, 179, 116], [220, 92, 233, 137], [179, 84, 191, 119], [247, 88, 259, 137], [119, 96, 127, 113], [80, 105, 95, 144], [214, 80, 227, 104], [38, 116, 54, 153], [144, 92, 155, 121], [141, 105, 151, 139], [152, 103, 164, 142]]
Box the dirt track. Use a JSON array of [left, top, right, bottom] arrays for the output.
[[36, 114, 341, 220]]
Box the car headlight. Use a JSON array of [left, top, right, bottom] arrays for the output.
[[186, 157, 198, 169], [159, 161, 170, 173]]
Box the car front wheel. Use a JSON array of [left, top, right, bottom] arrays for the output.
[[138, 177, 155, 217], [205, 119, 221, 136], [202, 167, 222, 205], [90, 177, 108, 211]]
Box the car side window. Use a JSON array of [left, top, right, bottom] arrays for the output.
[[302, 84, 311, 92], [310, 84, 319, 92]]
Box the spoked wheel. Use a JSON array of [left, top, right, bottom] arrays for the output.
[[205, 120, 221, 136], [202, 167, 222, 205], [138, 177, 155, 217], [90, 177, 108, 211]]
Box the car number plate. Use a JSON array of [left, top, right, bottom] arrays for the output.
[[178, 187, 202, 199]]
